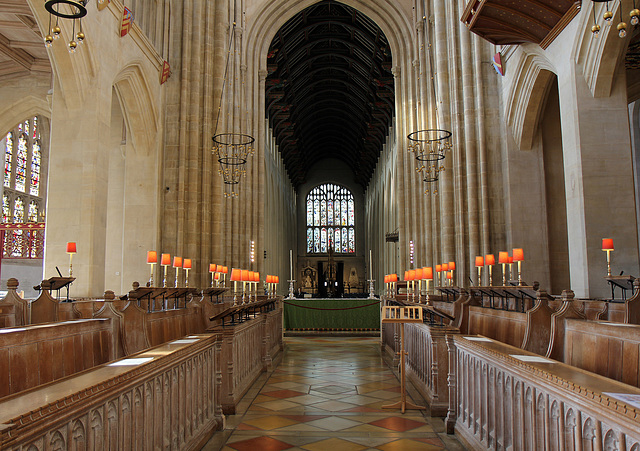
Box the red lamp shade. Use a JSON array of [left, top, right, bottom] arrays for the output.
[[241, 270, 249, 282], [392, 274, 398, 282], [475, 256, 484, 267], [384, 275, 389, 284], [448, 261, 456, 271], [230, 268, 241, 281], [485, 254, 495, 265], [404, 270, 409, 281], [498, 252, 509, 264], [147, 251, 157, 264], [409, 269, 416, 281], [447, 272, 453, 279], [415, 268, 423, 279], [222, 266, 229, 274], [275, 276, 279, 284], [253, 271, 260, 282], [173, 256, 182, 268], [602, 238, 614, 251], [424, 267, 433, 279], [214, 273, 220, 280], [161, 253, 171, 266], [513, 248, 524, 261], [267, 275, 273, 284], [183, 258, 192, 269], [508, 256, 513, 264], [436, 264, 442, 272], [209, 263, 217, 273], [442, 263, 449, 272], [66, 242, 77, 254]]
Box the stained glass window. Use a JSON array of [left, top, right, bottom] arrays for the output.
[[28, 201, 38, 222], [13, 197, 24, 222], [23, 120, 29, 136], [4, 132, 13, 187], [305, 183, 355, 254], [32, 116, 37, 140], [307, 228, 313, 252], [30, 141, 40, 195], [2, 194, 9, 222], [15, 134, 27, 192]]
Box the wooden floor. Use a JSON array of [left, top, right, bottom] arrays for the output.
[[203, 337, 465, 450]]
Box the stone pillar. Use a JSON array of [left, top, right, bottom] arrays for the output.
[[556, 61, 640, 298]]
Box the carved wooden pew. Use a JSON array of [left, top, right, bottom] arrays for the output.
[[0, 333, 223, 450], [446, 335, 640, 449], [0, 318, 114, 399], [210, 299, 283, 414]]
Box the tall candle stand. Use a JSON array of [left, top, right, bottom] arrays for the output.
[[287, 279, 296, 299], [368, 278, 376, 299]]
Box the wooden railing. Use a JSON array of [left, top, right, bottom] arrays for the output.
[[446, 335, 640, 449], [0, 222, 45, 260], [0, 333, 224, 450]]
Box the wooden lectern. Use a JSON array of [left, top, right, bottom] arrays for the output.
[[381, 305, 426, 413]]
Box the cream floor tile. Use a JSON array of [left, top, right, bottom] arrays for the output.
[[303, 416, 363, 431]]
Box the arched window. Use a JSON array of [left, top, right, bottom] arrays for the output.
[[1, 116, 47, 224], [306, 183, 355, 254]]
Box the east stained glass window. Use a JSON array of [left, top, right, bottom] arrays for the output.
[[2, 194, 9, 222], [13, 197, 24, 222], [305, 183, 355, 254]]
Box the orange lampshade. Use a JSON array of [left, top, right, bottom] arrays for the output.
[[424, 267, 433, 279], [384, 275, 389, 284], [222, 266, 229, 274], [415, 268, 423, 279], [241, 270, 249, 282], [498, 252, 509, 264], [602, 238, 614, 251], [448, 261, 455, 271], [209, 263, 217, 273], [485, 254, 495, 265], [147, 251, 157, 264], [447, 272, 453, 279], [508, 256, 513, 264], [66, 242, 76, 254], [404, 270, 409, 281], [435, 264, 442, 272], [183, 258, 192, 269], [475, 256, 484, 267], [254, 272, 260, 282], [173, 256, 182, 268], [267, 275, 273, 283], [409, 269, 416, 280], [230, 268, 241, 281], [275, 276, 279, 284], [442, 263, 449, 271], [513, 248, 524, 261], [161, 253, 171, 266], [214, 273, 220, 280]]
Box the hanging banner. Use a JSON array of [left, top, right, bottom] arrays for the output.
[[160, 60, 171, 84], [492, 52, 505, 76], [121, 6, 134, 37]]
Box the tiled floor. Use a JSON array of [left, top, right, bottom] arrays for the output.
[[203, 337, 466, 450]]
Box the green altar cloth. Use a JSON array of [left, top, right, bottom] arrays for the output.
[[283, 298, 381, 330]]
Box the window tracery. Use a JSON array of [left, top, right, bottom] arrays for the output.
[[306, 183, 355, 254]]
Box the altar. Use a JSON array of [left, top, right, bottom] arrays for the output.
[[283, 298, 380, 332]]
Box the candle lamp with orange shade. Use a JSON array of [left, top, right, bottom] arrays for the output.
[[475, 256, 484, 286], [602, 238, 614, 276], [147, 251, 157, 286], [485, 254, 495, 286], [241, 270, 249, 304], [513, 248, 524, 285], [66, 242, 76, 277], [442, 263, 449, 287], [435, 264, 442, 287], [183, 259, 192, 288], [221, 266, 228, 287], [161, 253, 171, 287], [209, 264, 217, 287], [498, 252, 509, 286], [230, 268, 241, 305], [415, 268, 423, 302], [448, 262, 455, 286], [254, 271, 260, 302], [424, 267, 433, 303], [409, 269, 417, 302], [173, 256, 182, 288]]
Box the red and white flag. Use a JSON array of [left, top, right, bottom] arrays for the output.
[[160, 60, 171, 84]]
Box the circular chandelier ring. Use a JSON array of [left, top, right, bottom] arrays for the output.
[[407, 129, 452, 144], [45, 0, 88, 19], [218, 157, 248, 166], [212, 132, 255, 147]]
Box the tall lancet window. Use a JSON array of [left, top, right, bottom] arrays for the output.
[[1, 116, 47, 224], [306, 183, 355, 254]]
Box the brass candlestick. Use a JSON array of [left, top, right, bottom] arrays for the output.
[[148, 263, 155, 286]]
